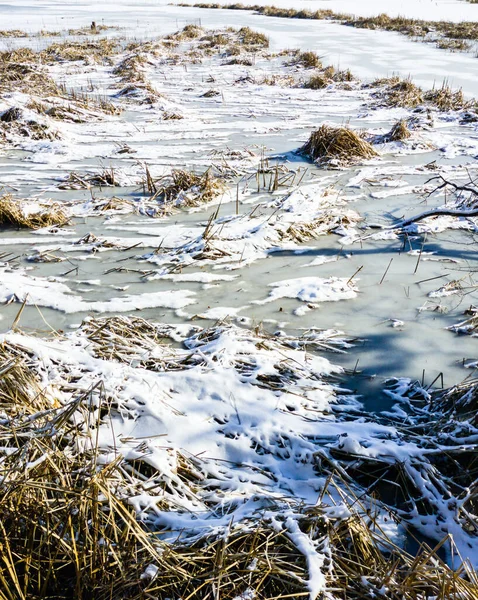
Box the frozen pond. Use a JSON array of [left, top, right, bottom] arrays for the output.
[[0, 7, 477, 414], [1, 0, 478, 590]]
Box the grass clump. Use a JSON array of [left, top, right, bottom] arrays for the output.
[[383, 119, 412, 142], [166, 23, 204, 40], [304, 71, 331, 90], [0, 29, 28, 37], [294, 50, 322, 68], [201, 88, 221, 97], [370, 76, 424, 108], [304, 66, 355, 89], [0, 195, 69, 229], [40, 38, 119, 63], [300, 125, 378, 166], [436, 38, 472, 51], [0, 51, 60, 95], [200, 32, 229, 47], [224, 57, 254, 66], [152, 168, 225, 206], [237, 26, 269, 47], [424, 84, 471, 111]]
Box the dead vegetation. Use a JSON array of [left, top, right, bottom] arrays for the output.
[[40, 38, 120, 64], [436, 37, 472, 51], [237, 26, 269, 48], [448, 305, 478, 336], [148, 168, 225, 207], [223, 56, 254, 66], [382, 119, 412, 142], [58, 167, 125, 190], [371, 76, 424, 108], [304, 66, 355, 89], [166, 23, 204, 41], [0, 29, 28, 37], [0, 195, 69, 229], [201, 88, 221, 97], [423, 84, 472, 111], [0, 46, 121, 119], [300, 125, 378, 166], [0, 321, 477, 598], [0, 50, 61, 96], [68, 23, 119, 36], [0, 106, 61, 141], [293, 50, 322, 69]]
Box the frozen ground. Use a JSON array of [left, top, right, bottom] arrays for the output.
[[1, 2, 478, 595]]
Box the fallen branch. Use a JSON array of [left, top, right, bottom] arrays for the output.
[[393, 207, 478, 229], [392, 174, 478, 228]]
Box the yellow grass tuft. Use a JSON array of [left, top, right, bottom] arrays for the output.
[[0, 195, 69, 229], [300, 125, 378, 166]]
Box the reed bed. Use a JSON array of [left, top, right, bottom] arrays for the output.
[[300, 125, 378, 166], [0, 195, 69, 229], [0, 53, 60, 96]]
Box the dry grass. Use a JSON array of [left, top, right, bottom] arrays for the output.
[[151, 168, 225, 206], [200, 32, 229, 47], [224, 56, 254, 66], [424, 84, 472, 111], [68, 23, 119, 36], [201, 88, 221, 97], [0, 29, 28, 37], [0, 346, 164, 599], [374, 77, 424, 108], [0, 50, 61, 96], [383, 119, 412, 142], [304, 66, 355, 89], [40, 38, 119, 64], [436, 38, 472, 51], [1, 323, 478, 598], [259, 73, 296, 87], [326, 508, 478, 599], [237, 26, 269, 48], [0, 195, 69, 229], [58, 167, 121, 190], [113, 53, 148, 81], [294, 50, 322, 68], [300, 125, 378, 166], [166, 23, 204, 40]]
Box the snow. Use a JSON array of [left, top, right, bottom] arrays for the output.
[[0, 268, 196, 313], [255, 277, 358, 305]]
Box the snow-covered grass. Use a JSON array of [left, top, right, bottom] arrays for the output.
[[2, 317, 478, 597]]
